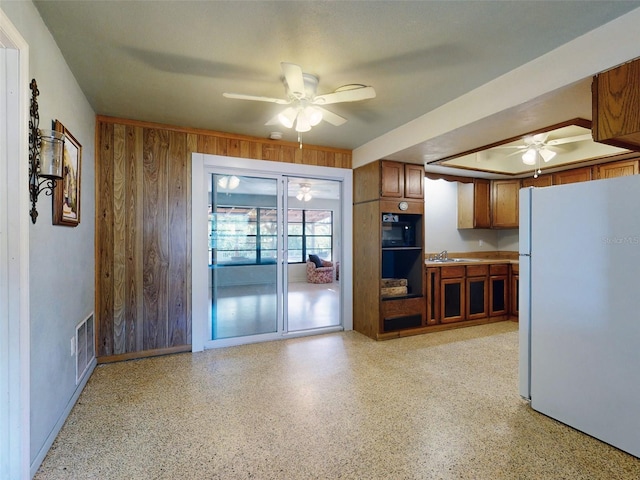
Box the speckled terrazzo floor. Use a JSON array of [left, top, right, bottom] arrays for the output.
[[34, 322, 640, 479]]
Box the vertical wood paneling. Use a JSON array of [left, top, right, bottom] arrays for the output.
[[112, 124, 126, 354], [96, 117, 351, 360], [227, 138, 240, 158], [262, 143, 281, 162], [303, 149, 318, 166], [168, 131, 188, 346], [97, 123, 114, 357], [198, 135, 218, 155], [143, 128, 170, 350], [282, 145, 296, 164], [186, 134, 197, 343], [124, 125, 144, 353]]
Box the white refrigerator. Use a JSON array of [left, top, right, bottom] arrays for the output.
[[519, 175, 640, 458]]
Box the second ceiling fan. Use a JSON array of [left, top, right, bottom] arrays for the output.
[[223, 62, 376, 133]]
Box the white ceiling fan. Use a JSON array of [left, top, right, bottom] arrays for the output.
[[496, 132, 592, 165], [223, 62, 376, 133]]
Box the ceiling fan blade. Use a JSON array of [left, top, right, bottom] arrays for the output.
[[546, 133, 592, 146], [223, 92, 290, 104], [313, 85, 376, 105], [316, 107, 347, 126], [281, 62, 306, 98]]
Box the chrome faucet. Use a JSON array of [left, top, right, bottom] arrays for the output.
[[429, 250, 449, 261]]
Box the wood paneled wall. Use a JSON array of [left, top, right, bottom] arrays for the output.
[[95, 116, 351, 361]]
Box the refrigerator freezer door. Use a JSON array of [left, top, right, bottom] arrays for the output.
[[529, 176, 640, 458]]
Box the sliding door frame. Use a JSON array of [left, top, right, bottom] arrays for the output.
[[191, 153, 353, 352]]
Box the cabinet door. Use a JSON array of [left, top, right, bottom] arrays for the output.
[[592, 57, 640, 150], [380, 161, 403, 198], [491, 180, 520, 228], [404, 164, 425, 199], [553, 166, 592, 185], [466, 276, 488, 320], [521, 174, 552, 188], [490, 275, 508, 316], [510, 274, 519, 318], [441, 278, 465, 323], [425, 267, 440, 325], [596, 159, 639, 179], [473, 179, 491, 228]]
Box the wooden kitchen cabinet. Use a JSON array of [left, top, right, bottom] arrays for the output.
[[353, 160, 425, 340], [441, 278, 465, 323], [425, 267, 440, 325], [521, 174, 552, 188], [510, 263, 519, 319], [458, 179, 491, 229], [491, 180, 520, 228], [489, 264, 509, 317], [592, 57, 640, 150], [595, 159, 639, 179], [466, 263, 489, 320], [440, 266, 465, 323], [553, 166, 592, 185], [380, 160, 424, 199]]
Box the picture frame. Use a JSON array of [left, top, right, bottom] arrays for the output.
[[53, 120, 82, 226]]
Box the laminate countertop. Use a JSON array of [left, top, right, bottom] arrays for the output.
[[424, 258, 518, 267]]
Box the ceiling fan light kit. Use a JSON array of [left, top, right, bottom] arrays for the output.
[[296, 183, 312, 202], [224, 62, 375, 135]]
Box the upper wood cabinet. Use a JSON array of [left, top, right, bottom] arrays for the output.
[[553, 166, 592, 185], [521, 174, 552, 188], [593, 58, 640, 151], [595, 159, 639, 179], [458, 179, 490, 229], [491, 180, 520, 228], [380, 160, 424, 199]]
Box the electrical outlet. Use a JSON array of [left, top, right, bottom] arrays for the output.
[[479, 239, 484, 246], [70, 337, 75, 356]]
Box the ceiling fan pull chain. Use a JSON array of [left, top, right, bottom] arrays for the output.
[[298, 132, 303, 149]]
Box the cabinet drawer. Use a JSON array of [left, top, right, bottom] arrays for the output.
[[440, 265, 465, 278], [466, 264, 488, 277], [490, 264, 509, 275], [381, 296, 425, 319]]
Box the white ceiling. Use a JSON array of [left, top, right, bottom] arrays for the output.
[[34, 1, 640, 175]]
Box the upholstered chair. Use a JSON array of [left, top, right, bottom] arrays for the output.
[[306, 258, 334, 284]]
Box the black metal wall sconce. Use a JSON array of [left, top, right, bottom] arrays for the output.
[[29, 79, 65, 224]]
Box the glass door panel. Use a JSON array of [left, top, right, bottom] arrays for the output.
[[286, 177, 341, 332], [209, 174, 280, 340]]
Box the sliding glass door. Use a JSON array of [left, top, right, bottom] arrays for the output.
[[209, 174, 281, 340], [285, 177, 342, 332], [192, 154, 352, 351]]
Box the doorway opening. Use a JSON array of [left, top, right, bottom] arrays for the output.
[[191, 154, 352, 351]]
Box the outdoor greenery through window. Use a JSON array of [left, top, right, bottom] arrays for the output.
[[209, 207, 332, 266]]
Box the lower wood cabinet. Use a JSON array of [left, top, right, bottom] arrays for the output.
[[440, 265, 466, 323], [510, 262, 519, 319], [441, 278, 465, 323], [426, 262, 512, 327], [489, 264, 509, 316], [466, 264, 489, 320]]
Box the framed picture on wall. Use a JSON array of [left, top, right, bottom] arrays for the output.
[[53, 120, 82, 226]]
